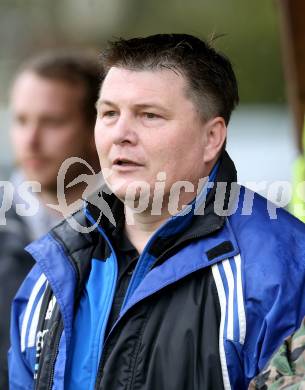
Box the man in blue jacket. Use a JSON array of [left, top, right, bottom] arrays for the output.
[[8, 34, 305, 390]]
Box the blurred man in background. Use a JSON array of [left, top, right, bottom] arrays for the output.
[[9, 50, 101, 239], [0, 50, 101, 388]]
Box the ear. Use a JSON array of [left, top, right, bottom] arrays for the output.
[[202, 116, 227, 163]]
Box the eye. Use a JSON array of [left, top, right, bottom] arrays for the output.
[[103, 110, 117, 118], [143, 112, 160, 119], [43, 117, 67, 127], [14, 115, 27, 126]]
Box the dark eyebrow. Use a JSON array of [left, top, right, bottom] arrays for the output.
[[134, 103, 163, 110], [133, 103, 171, 115], [95, 100, 170, 115]]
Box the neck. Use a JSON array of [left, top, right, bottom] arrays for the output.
[[121, 161, 218, 254], [124, 206, 172, 254], [123, 187, 198, 253]]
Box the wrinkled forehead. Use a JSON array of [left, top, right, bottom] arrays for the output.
[[98, 66, 190, 106]]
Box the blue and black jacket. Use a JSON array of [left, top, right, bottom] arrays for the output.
[[8, 152, 305, 389]]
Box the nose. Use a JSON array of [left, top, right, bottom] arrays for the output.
[[112, 113, 138, 146], [24, 123, 41, 150]]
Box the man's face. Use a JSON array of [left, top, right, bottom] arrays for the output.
[[95, 67, 219, 205], [10, 72, 96, 191]]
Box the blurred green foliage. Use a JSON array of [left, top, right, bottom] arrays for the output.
[[0, 0, 285, 104]]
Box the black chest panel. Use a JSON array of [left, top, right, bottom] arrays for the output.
[[96, 267, 224, 390]]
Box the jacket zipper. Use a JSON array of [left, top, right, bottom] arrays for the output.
[[47, 321, 64, 390]]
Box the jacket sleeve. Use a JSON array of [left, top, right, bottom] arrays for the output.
[[249, 317, 305, 389], [8, 263, 46, 390], [242, 240, 305, 388]]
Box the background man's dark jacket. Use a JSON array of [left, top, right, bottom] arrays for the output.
[[0, 207, 33, 389]]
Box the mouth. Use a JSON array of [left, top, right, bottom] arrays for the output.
[[24, 157, 47, 167], [112, 158, 143, 167], [111, 158, 144, 173]]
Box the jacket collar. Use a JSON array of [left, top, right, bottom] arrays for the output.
[[27, 150, 238, 271], [85, 150, 238, 259]]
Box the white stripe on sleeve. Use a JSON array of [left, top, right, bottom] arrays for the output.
[[235, 254, 246, 344], [21, 273, 47, 352], [223, 259, 235, 341], [27, 283, 47, 348], [212, 263, 232, 390]]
